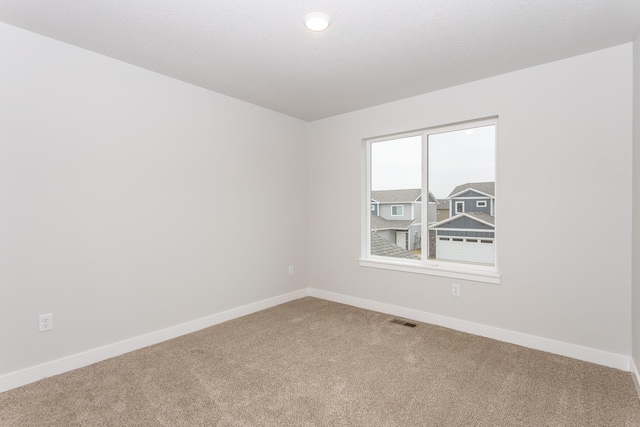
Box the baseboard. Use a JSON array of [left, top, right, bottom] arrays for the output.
[[0, 288, 309, 393], [309, 288, 631, 372], [2, 287, 632, 394], [631, 358, 640, 399]]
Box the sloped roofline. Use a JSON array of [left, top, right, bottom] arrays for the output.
[[448, 188, 494, 199], [447, 182, 495, 198], [429, 212, 495, 229], [370, 233, 420, 260], [371, 189, 437, 204], [371, 216, 416, 231]]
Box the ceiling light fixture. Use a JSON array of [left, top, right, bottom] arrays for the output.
[[304, 12, 331, 32]]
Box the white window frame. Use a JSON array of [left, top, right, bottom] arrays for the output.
[[360, 117, 500, 284], [476, 200, 487, 208], [391, 205, 404, 216], [454, 201, 465, 214]]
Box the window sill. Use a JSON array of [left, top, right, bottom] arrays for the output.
[[358, 258, 501, 284]]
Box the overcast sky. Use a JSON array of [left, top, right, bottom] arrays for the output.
[[371, 125, 495, 199]]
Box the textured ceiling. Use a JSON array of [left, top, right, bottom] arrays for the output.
[[1, 1, 639, 121]]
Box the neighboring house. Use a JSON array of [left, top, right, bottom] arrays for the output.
[[436, 199, 449, 222], [370, 189, 437, 251], [429, 212, 495, 264], [448, 182, 495, 217], [428, 182, 496, 264], [371, 189, 421, 250], [371, 215, 417, 250], [370, 232, 420, 260]]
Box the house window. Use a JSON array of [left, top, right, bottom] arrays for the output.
[[362, 117, 498, 283]]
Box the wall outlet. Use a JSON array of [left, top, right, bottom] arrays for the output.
[[39, 313, 53, 332], [288, 265, 294, 276], [452, 284, 460, 297]]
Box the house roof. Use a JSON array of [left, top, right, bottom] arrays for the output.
[[371, 215, 416, 231], [430, 212, 495, 229], [371, 233, 420, 260], [371, 189, 439, 204], [371, 189, 421, 204], [448, 182, 495, 198]]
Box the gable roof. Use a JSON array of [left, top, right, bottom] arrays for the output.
[[448, 182, 495, 198], [370, 233, 420, 260], [371, 216, 416, 231], [371, 189, 421, 204], [371, 189, 439, 204], [429, 212, 495, 229]]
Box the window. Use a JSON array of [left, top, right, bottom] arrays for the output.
[[391, 205, 404, 216], [362, 118, 498, 283]]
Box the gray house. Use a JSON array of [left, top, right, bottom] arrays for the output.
[[429, 212, 495, 264], [371, 188, 438, 250], [371, 189, 422, 251], [370, 188, 438, 252], [448, 182, 495, 217], [428, 182, 496, 265]]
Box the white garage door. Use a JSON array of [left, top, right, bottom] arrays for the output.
[[436, 237, 494, 264]]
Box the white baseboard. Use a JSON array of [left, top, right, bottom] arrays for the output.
[[2, 287, 632, 394], [631, 358, 640, 399], [0, 288, 309, 394], [309, 288, 631, 372]]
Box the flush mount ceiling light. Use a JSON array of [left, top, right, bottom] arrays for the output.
[[304, 12, 331, 32]]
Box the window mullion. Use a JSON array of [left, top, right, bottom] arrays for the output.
[[421, 133, 429, 264]]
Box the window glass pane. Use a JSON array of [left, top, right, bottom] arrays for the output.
[[391, 205, 404, 216], [427, 124, 495, 265], [370, 136, 422, 260], [366, 120, 496, 270]]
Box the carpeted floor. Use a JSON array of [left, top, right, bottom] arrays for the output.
[[1, 297, 640, 426]]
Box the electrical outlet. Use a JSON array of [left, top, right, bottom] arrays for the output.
[[288, 265, 294, 276], [452, 284, 460, 297], [39, 313, 53, 332]]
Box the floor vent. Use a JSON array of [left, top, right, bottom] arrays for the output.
[[390, 319, 417, 328]]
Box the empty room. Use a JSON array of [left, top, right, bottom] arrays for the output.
[[2, 1, 640, 425]]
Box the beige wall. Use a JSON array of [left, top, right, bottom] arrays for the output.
[[436, 208, 450, 222], [309, 44, 633, 357]]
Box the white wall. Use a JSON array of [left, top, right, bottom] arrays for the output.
[[632, 31, 640, 373], [309, 44, 633, 358], [1, 19, 637, 392], [0, 22, 309, 377]]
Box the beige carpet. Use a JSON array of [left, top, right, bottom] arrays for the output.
[[1, 297, 640, 426]]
